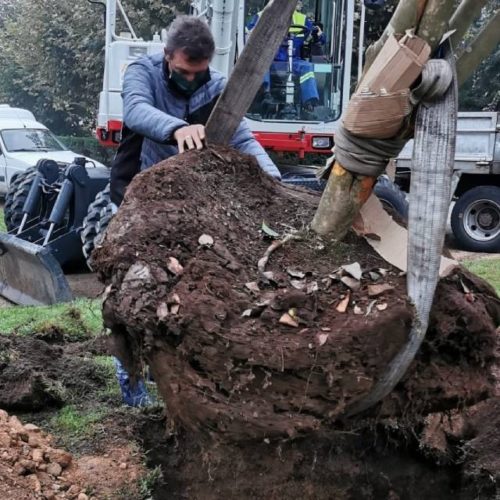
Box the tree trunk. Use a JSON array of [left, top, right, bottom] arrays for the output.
[[416, 0, 456, 49], [364, 0, 429, 70], [449, 0, 490, 50], [310, 164, 375, 236], [456, 9, 500, 86], [205, 0, 296, 144], [311, 0, 458, 241]]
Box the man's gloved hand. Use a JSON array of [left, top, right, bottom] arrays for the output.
[[174, 124, 206, 153]]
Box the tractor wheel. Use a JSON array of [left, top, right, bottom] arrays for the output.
[[81, 184, 113, 270], [4, 167, 37, 232], [374, 175, 409, 222]]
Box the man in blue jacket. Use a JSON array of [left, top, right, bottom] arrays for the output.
[[110, 15, 280, 206], [110, 15, 280, 406]]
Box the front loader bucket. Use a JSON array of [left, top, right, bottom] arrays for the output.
[[0, 233, 73, 305]]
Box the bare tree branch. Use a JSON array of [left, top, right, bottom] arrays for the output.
[[456, 8, 500, 85], [449, 0, 490, 50]]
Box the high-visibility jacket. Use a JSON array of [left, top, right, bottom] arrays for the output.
[[246, 10, 313, 61]]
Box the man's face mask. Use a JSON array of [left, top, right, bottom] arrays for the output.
[[168, 67, 210, 97]]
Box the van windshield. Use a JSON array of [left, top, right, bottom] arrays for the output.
[[0, 129, 67, 153]]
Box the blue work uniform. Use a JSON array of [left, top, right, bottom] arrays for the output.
[[246, 10, 321, 104]]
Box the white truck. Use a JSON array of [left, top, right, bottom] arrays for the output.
[[0, 105, 105, 195], [395, 111, 500, 252]]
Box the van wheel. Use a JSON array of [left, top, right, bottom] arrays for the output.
[[4, 167, 37, 232], [451, 186, 500, 253]]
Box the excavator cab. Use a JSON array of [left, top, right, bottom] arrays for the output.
[[245, 0, 350, 125]]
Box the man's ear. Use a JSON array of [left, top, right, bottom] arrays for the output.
[[164, 48, 170, 61]]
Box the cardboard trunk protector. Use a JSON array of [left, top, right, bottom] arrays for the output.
[[343, 33, 431, 139]]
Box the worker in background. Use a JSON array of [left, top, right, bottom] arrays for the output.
[[109, 15, 281, 406], [110, 15, 281, 207], [246, 0, 324, 111]]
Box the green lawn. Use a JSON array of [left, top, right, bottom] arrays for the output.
[[0, 298, 103, 337], [462, 258, 500, 295], [0, 208, 6, 233]]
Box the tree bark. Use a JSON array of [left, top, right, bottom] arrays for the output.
[[205, 0, 296, 144], [456, 8, 500, 86], [310, 164, 375, 236], [416, 0, 456, 49], [449, 0, 490, 51], [364, 0, 429, 71]]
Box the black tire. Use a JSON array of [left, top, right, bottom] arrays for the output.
[[374, 175, 409, 221], [450, 186, 500, 253], [4, 167, 37, 232], [81, 184, 113, 269]]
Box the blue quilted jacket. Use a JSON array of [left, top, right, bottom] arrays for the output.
[[121, 53, 280, 178]]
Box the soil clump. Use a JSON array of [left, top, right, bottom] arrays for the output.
[[93, 147, 500, 497], [0, 334, 108, 412]]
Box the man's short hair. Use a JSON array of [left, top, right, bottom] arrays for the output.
[[165, 16, 215, 62]]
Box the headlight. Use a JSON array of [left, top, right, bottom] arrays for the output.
[[312, 136, 331, 149]]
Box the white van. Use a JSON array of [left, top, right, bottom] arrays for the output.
[[0, 105, 106, 195]]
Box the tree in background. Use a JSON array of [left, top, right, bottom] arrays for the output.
[[0, 0, 497, 136], [0, 0, 188, 135], [458, 2, 499, 111]]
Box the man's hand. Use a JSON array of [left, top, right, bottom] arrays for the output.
[[174, 125, 206, 153]]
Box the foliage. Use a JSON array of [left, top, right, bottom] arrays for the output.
[[458, 3, 499, 111], [0, 0, 188, 135]]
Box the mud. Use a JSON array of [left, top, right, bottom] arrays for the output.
[[0, 334, 109, 411], [92, 147, 500, 497]]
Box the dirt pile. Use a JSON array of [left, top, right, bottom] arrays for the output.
[[0, 407, 148, 499], [93, 147, 500, 497], [0, 335, 108, 411], [0, 408, 86, 499], [94, 147, 499, 437]]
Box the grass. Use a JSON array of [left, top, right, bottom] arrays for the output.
[[0, 298, 103, 337], [50, 405, 105, 438], [138, 465, 163, 499], [0, 209, 6, 233], [94, 355, 121, 400], [462, 258, 500, 295]]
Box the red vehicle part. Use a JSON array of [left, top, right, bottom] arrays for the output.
[[96, 120, 122, 147], [253, 131, 334, 158], [97, 123, 335, 158]]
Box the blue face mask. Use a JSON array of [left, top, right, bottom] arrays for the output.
[[169, 68, 210, 97]]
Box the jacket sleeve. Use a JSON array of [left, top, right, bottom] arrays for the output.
[[122, 58, 188, 143], [230, 119, 281, 179]]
